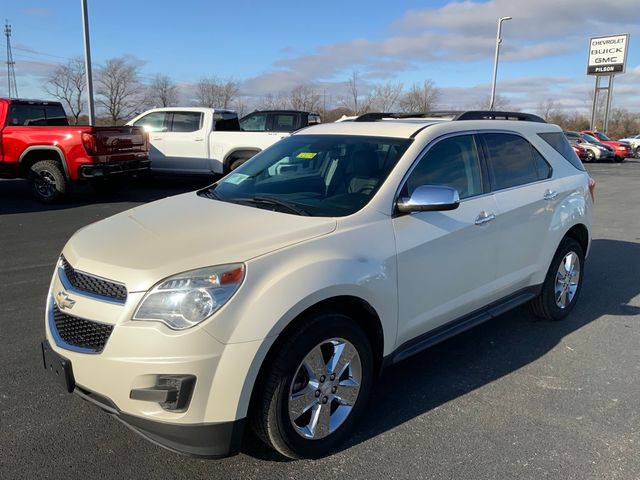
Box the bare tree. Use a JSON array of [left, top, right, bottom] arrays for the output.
[[399, 80, 441, 113], [258, 93, 288, 110], [95, 57, 144, 124], [43, 57, 85, 124], [338, 71, 371, 115], [369, 82, 404, 112], [287, 84, 321, 111], [194, 77, 239, 109], [472, 93, 511, 111], [145, 74, 178, 108], [537, 98, 561, 121]]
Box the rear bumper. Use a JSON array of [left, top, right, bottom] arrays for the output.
[[79, 159, 151, 179]]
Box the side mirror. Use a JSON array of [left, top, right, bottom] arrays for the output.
[[396, 185, 460, 213]]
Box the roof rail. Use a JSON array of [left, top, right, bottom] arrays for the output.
[[455, 110, 547, 123], [353, 110, 546, 123]]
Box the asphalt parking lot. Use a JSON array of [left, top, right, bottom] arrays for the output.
[[1, 162, 639, 480]]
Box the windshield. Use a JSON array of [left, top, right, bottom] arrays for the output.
[[581, 133, 601, 144], [206, 134, 412, 217], [594, 132, 610, 141]]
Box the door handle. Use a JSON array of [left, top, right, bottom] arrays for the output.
[[475, 211, 496, 225], [543, 190, 558, 201], [151, 137, 163, 141], [194, 138, 204, 142]]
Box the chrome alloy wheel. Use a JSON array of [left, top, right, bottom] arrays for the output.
[[554, 251, 581, 309], [288, 338, 362, 440]]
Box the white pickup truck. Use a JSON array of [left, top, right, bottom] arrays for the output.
[[126, 108, 289, 174]]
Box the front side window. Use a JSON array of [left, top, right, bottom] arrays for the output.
[[205, 134, 412, 217], [171, 112, 202, 132], [482, 133, 546, 191], [134, 111, 169, 132], [404, 134, 483, 200], [240, 113, 268, 131]]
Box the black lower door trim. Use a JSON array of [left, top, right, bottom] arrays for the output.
[[384, 285, 541, 366]]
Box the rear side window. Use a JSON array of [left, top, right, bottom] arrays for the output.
[[482, 133, 550, 191], [170, 112, 202, 132], [539, 132, 586, 171], [7, 104, 68, 126]]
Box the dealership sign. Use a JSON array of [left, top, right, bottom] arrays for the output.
[[587, 34, 629, 75]]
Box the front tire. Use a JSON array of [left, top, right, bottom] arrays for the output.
[[531, 238, 584, 321], [585, 150, 595, 163], [28, 160, 69, 204], [251, 313, 374, 459], [635, 146, 640, 159]]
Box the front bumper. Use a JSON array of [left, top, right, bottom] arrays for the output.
[[78, 158, 151, 179], [41, 339, 244, 457]]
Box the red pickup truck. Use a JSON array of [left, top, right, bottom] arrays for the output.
[[580, 130, 632, 162], [0, 98, 150, 203]]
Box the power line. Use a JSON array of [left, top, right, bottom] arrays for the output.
[[5, 19, 18, 97]]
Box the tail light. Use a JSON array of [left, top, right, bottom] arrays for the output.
[[81, 132, 98, 155], [588, 177, 596, 203]]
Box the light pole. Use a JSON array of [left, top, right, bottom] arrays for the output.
[[81, 0, 96, 125], [489, 16, 511, 111]]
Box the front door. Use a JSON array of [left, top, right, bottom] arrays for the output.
[[393, 134, 501, 345]]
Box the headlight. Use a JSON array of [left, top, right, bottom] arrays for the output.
[[133, 264, 245, 330]]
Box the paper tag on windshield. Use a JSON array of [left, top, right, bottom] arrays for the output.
[[225, 173, 249, 185], [296, 152, 317, 159]]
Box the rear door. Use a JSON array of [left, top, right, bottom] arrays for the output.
[[479, 132, 560, 295], [393, 134, 501, 345]]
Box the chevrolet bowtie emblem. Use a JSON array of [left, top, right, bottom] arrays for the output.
[[57, 291, 76, 310]]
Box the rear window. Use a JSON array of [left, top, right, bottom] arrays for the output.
[[539, 132, 586, 171], [7, 104, 68, 126]]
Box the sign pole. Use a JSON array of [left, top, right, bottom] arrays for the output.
[[590, 76, 600, 131], [603, 75, 614, 134]]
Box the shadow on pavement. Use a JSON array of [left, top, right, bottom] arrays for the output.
[[241, 238, 640, 460], [0, 175, 218, 215]]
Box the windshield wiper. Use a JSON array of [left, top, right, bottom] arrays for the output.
[[237, 196, 310, 216], [197, 188, 221, 200]]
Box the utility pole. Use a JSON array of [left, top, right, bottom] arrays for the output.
[[489, 16, 511, 111], [81, 0, 96, 125], [5, 20, 18, 98]]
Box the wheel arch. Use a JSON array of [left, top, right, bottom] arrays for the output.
[[241, 295, 384, 420], [18, 146, 70, 179], [563, 223, 589, 257], [223, 148, 261, 172]]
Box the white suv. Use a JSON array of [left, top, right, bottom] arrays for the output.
[[42, 111, 593, 459]]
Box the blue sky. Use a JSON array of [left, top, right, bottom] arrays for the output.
[[4, 0, 640, 112]]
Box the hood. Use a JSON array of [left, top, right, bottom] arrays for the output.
[[63, 193, 336, 292]]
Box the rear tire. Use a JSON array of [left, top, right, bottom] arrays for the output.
[[531, 238, 584, 321], [229, 158, 248, 172], [28, 160, 69, 204], [635, 146, 640, 159], [251, 313, 374, 459]]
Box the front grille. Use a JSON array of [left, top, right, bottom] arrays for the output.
[[52, 304, 113, 353], [60, 255, 127, 302]]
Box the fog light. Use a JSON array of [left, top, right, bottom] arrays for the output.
[[130, 374, 196, 412]]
